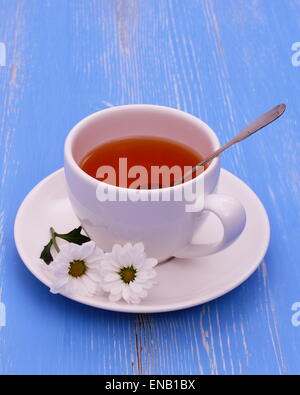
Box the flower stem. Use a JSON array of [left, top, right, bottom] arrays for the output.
[[50, 227, 60, 253]]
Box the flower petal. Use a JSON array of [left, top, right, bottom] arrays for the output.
[[129, 282, 143, 294], [102, 279, 122, 293], [104, 272, 120, 282], [109, 281, 123, 295], [122, 286, 131, 303], [50, 276, 70, 294], [145, 258, 158, 268], [70, 241, 92, 260], [81, 275, 98, 295], [133, 242, 144, 254], [109, 292, 122, 303]]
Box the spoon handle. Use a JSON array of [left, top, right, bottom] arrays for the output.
[[235, 103, 286, 142], [178, 104, 286, 184]]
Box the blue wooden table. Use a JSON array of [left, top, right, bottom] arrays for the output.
[[0, 0, 299, 375]]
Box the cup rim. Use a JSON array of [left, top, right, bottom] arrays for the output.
[[64, 104, 221, 193]]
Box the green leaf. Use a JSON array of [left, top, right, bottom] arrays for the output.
[[55, 226, 91, 245], [40, 240, 54, 265], [40, 227, 91, 265]]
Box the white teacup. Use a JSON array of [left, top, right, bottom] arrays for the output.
[[64, 105, 246, 262]]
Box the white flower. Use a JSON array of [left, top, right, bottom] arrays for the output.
[[100, 243, 158, 304], [48, 241, 104, 296]]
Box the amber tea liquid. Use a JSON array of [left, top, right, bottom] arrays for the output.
[[80, 136, 206, 188]]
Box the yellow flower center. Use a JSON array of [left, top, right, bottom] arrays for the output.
[[118, 265, 137, 284], [69, 260, 87, 278]]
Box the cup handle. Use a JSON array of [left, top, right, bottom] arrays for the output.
[[174, 194, 246, 259]]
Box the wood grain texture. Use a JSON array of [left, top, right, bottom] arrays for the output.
[[0, 0, 299, 375]]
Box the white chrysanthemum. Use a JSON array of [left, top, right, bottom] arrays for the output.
[[48, 241, 104, 296], [100, 243, 158, 304]]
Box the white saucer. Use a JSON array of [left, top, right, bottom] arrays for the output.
[[14, 169, 270, 313]]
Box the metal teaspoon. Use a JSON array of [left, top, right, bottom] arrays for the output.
[[175, 103, 286, 185]]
